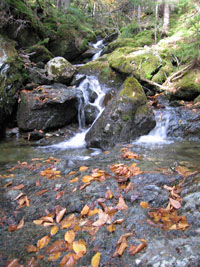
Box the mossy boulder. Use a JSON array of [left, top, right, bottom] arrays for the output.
[[0, 35, 25, 137], [170, 69, 200, 100], [45, 57, 76, 85], [85, 77, 155, 149], [108, 47, 162, 80], [27, 44, 53, 63], [79, 59, 123, 88]]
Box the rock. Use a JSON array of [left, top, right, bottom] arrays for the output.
[[45, 57, 76, 85], [17, 84, 78, 131], [85, 77, 156, 149], [170, 69, 200, 101], [0, 35, 25, 138], [26, 66, 53, 86], [27, 44, 53, 63], [81, 47, 100, 59]]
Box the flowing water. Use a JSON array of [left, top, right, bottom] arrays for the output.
[[92, 40, 104, 61]]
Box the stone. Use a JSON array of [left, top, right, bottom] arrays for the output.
[[45, 57, 76, 85], [85, 77, 156, 149], [17, 84, 78, 131]]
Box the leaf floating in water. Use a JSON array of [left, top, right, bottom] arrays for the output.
[[91, 252, 101, 267]]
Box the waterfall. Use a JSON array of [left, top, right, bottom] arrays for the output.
[[92, 40, 104, 61], [52, 76, 105, 149], [137, 108, 172, 144]]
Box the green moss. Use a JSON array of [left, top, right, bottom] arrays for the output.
[[26, 44, 53, 63], [119, 77, 147, 104], [122, 114, 131, 121]]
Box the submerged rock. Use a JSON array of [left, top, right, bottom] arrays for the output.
[[86, 77, 156, 149], [17, 84, 78, 131], [45, 57, 76, 85]]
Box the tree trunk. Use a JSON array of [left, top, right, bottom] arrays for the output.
[[155, 2, 159, 44], [64, 0, 70, 10], [162, 2, 170, 36], [137, 4, 142, 31]]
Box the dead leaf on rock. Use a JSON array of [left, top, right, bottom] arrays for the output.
[[73, 240, 86, 255], [140, 201, 150, 209], [64, 230, 75, 243], [11, 184, 24, 190], [91, 252, 101, 267], [48, 252, 62, 262], [113, 233, 133, 257], [50, 225, 59, 236], [56, 208, 66, 223], [107, 224, 116, 232], [92, 209, 109, 227], [35, 189, 49, 196], [169, 198, 181, 209], [129, 239, 147, 255], [79, 166, 89, 172], [116, 196, 128, 211], [37, 235, 50, 249], [82, 175, 93, 183], [81, 205, 90, 216], [69, 177, 79, 183], [46, 240, 67, 254], [26, 244, 38, 253]]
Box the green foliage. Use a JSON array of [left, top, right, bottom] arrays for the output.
[[120, 22, 138, 39]]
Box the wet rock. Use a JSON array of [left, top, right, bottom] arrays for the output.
[[86, 77, 156, 149], [45, 57, 76, 85], [26, 66, 53, 86], [26, 44, 53, 63], [81, 47, 100, 59], [17, 84, 78, 131]]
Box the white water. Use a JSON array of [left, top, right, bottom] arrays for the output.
[[137, 108, 172, 144], [92, 40, 104, 61], [51, 76, 105, 149]]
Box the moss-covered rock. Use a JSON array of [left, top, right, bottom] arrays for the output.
[[85, 77, 155, 149], [170, 69, 200, 100], [27, 44, 53, 63], [45, 57, 76, 84]]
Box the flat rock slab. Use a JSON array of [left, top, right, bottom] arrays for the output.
[[0, 144, 199, 266]]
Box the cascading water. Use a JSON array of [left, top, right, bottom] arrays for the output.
[[51, 76, 105, 149], [137, 108, 172, 144], [92, 40, 104, 61]]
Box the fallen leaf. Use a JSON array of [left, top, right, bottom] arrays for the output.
[[68, 171, 77, 176], [82, 175, 93, 183], [4, 182, 13, 188], [26, 244, 38, 253], [50, 225, 59, 236], [56, 190, 64, 200], [107, 224, 116, 232], [36, 189, 49, 196], [46, 240, 67, 254], [17, 217, 24, 230], [26, 256, 37, 266], [69, 177, 78, 183], [11, 184, 24, 190], [88, 208, 99, 216], [116, 196, 128, 211], [80, 182, 91, 190], [93, 209, 109, 227], [169, 198, 181, 209], [6, 259, 21, 267], [91, 252, 101, 267], [56, 208, 66, 223], [59, 253, 76, 267], [48, 252, 61, 262], [140, 201, 150, 209], [79, 166, 88, 172], [81, 205, 90, 216], [36, 179, 41, 186], [64, 230, 75, 243], [37, 235, 50, 249], [73, 240, 86, 254], [105, 189, 113, 199], [129, 239, 147, 255], [114, 218, 124, 224]]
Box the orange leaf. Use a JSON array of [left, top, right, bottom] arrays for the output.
[[140, 201, 150, 209], [91, 252, 101, 267], [81, 205, 90, 216], [82, 175, 93, 183], [37, 235, 50, 249], [129, 239, 147, 255], [50, 225, 59, 236], [68, 171, 76, 176], [17, 217, 24, 230], [72, 240, 86, 254], [36, 189, 49, 196], [107, 224, 116, 232], [56, 208, 66, 223], [26, 244, 38, 253], [59, 253, 76, 267], [4, 182, 13, 188], [79, 166, 88, 172], [11, 184, 24, 190], [69, 177, 79, 183], [88, 208, 99, 216], [116, 196, 128, 210], [105, 189, 113, 199], [48, 252, 61, 262], [64, 230, 75, 243], [46, 240, 67, 254]]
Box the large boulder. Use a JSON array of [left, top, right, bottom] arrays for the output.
[[45, 57, 76, 85], [85, 77, 156, 149], [0, 35, 25, 137], [17, 84, 78, 131]]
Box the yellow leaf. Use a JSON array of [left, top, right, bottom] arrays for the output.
[[140, 201, 150, 209], [73, 240, 86, 254], [79, 166, 89, 172], [37, 235, 50, 249], [82, 175, 93, 183], [64, 230, 75, 243], [48, 252, 61, 261], [88, 208, 99, 216], [50, 225, 59, 236], [81, 205, 90, 216], [69, 177, 79, 183], [107, 224, 116, 232], [91, 252, 101, 267]]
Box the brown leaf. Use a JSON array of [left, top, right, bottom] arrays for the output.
[[129, 239, 147, 255], [11, 184, 24, 190], [26, 244, 38, 253], [91, 252, 101, 267], [88, 208, 99, 216], [107, 224, 116, 232], [169, 198, 181, 209], [35, 189, 49, 196], [116, 196, 128, 210], [17, 217, 24, 230], [26, 256, 37, 267], [105, 189, 113, 199], [4, 182, 13, 188], [56, 190, 64, 200], [8, 224, 17, 232], [36, 179, 41, 186], [14, 193, 25, 201], [48, 252, 61, 262], [37, 235, 50, 249], [56, 208, 66, 223], [64, 230, 76, 243], [46, 240, 67, 254], [6, 259, 22, 267], [80, 182, 91, 190], [59, 253, 76, 267]]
